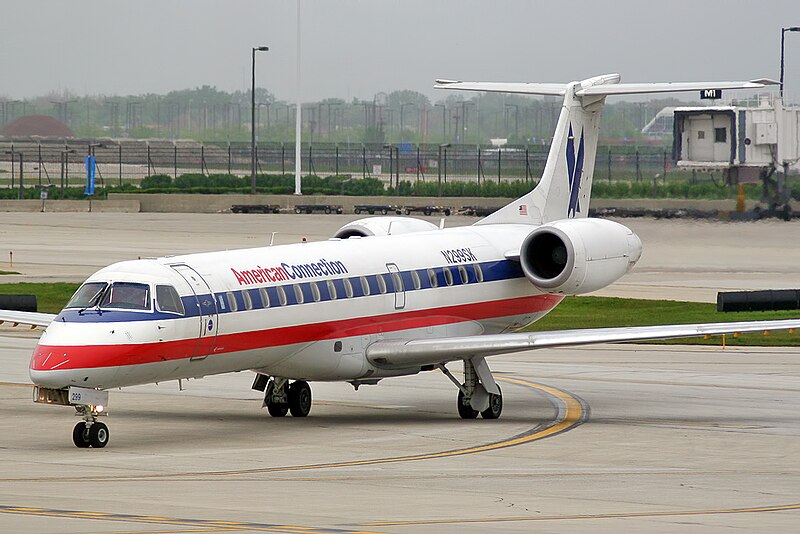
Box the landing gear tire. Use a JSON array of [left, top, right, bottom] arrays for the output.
[[457, 388, 479, 419], [267, 402, 289, 417], [288, 380, 312, 417], [89, 422, 110, 448], [72, 423, 90, 448], [481, 388, 503, 420]]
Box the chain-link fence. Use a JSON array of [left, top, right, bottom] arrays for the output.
[[0, 138, 679, 192]]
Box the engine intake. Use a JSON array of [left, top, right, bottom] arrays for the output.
[[520, 218, 642, 295]]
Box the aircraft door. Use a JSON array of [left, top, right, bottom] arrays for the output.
[[386, 263, 405, 309], [171, 264, 218, 360], [687, 116, 714, 161]]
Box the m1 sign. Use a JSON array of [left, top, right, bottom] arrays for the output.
[[700, 89, 723, 99]]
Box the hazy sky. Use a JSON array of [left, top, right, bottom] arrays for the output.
[[2, 0, 799, 102]]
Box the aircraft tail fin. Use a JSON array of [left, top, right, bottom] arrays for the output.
[[435, 76, 775, 225]]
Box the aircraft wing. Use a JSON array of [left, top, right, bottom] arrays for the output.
[[366, 319, 800, 369], [0, 310, 56, 328]]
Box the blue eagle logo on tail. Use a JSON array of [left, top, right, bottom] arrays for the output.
[[565, 123, 585, 218]]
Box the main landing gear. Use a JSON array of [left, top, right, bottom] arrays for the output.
[[440, 357, 503, 420], [252, 375, 313, 417]]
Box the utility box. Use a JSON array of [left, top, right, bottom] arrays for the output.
[[672, 97, 800, 181]]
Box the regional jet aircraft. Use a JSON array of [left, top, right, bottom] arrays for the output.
[[2, 74, 798, 448]]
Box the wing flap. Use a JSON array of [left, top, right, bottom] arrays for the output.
[[366, 319, 800, 369], [0, 310, 56, 328]]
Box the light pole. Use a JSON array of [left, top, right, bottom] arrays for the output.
[[437, 143, 450, 197], [780, 26, 800, 100], [435, 103, 447, 143], [251, 45, 269, 195], [400, 103, 415, 134], [505, 103, 519, 140]]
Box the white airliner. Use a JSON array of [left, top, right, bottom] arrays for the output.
[[2, 74, 797, 449]]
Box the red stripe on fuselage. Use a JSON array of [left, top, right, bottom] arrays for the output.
[[31, 294, 563, 371]]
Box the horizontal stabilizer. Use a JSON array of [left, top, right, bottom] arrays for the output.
[[434, 81, 567, 96], [577, 79, 777, 97], [435, 78, 776, 98]]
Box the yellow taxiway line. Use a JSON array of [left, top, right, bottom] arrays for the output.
[[362, 502, 800, 527]]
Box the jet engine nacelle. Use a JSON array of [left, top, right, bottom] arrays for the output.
[[519, 218, 642, 295], [333, 217, 438, 239]]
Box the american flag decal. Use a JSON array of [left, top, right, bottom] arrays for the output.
[[518, 204, 528, 216]]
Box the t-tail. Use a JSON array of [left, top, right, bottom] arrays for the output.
[[435, 75, 776, 225]]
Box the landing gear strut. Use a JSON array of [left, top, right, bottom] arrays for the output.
[[253, 375, 313, 417], [441, 358, 503, 420]]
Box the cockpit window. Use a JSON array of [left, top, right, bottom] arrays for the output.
[[100, 282, 151, 310], [65, 282, 108, 309], [156, 285, 184, 315]]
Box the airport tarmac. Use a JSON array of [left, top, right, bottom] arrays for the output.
[[0, 212, 799, 532]]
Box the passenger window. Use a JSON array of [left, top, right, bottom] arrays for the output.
[[156, 285, 184, 315], [443, 268, 453, 286], [259, 287, 270, 307], [376, 274, 387, 294], [293, 284, 304, 304], [428, 268, 438, 288], [343, 278, 354, 298], [360, 276, 371, 296], [411, 270, 421, 290], [474, 263, 484, 282], [458, 265, 468, 284], [242, 290, 253, 310], [311, 282, 321, 302], [226, 292, 238, 311], [326, 279, 337, 300], [277, 286, 288, 306], [101, 282, 151, 310]]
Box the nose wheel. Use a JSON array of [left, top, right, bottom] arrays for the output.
[[72, 405, 109, 448], [73, 422, 109, 448]]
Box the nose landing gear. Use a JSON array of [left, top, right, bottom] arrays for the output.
[[72, 405, 109, 448], [33, 386, 111, 448]]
